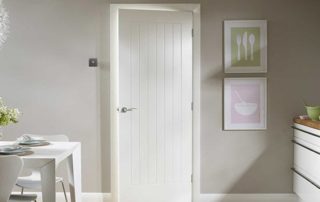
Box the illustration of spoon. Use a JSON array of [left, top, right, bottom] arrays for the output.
[[249, 34, 255, 61], [236, 34, 241, 61], [235, 90, 245, 103], [242, 32, 248, 60]]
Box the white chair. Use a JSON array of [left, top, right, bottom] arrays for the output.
[[16, 134, 69, 202], [0, 156, 37, 202]]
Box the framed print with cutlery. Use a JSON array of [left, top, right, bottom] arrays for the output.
[[224, 20, 267, 73], [224, 78, 267, 130]]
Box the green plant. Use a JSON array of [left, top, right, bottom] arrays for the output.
[[0, 97, 21, 126]]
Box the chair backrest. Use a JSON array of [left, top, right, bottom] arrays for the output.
[[24, 134, 69, 142], [0, 156, 23, 202]]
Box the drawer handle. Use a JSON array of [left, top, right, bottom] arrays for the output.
[[292, 126, 320, 138], [291, 168, 320, 190], [292, 140, 320, 155]]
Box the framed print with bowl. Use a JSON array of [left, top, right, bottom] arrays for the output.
[[224, 20, 267, 73], [224, 78, 267, 130]]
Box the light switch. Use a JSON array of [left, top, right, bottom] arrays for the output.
[[89, 58, 98, 67]]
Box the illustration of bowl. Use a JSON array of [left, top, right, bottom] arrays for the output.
[[234, 102, 258, 116]]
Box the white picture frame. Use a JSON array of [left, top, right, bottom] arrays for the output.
[[224, 20, 267, 73], [224, 78, 267, 130]]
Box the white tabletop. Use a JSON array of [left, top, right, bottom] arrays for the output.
[[0, 141, 80, 165]]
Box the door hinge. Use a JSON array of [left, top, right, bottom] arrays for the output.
[[191, 102, 194, 111], [191, 174, 193, 183], [192, 29, 194, 37]]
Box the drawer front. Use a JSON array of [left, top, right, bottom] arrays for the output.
[[294, 128, 320, 152], [294, 142, 320, 185], [294, 172, 320, 201]]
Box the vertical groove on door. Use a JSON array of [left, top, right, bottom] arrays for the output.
[[140, 23, 148, 184], [163, 23, 167, 184], [148, 23, 157, 184], [131, 23, 141, 185], [173, 23, 182, 183], [146, 23, 150, 185], [179, 23, 183, 182], [155, 23, 159, 184], [130, 23, 133, 184], [181, 23, 193, 182], [171, 24, 174, 184], [164, 23, 173, 183], [138, 24, 141, 185], [156, 23, 165, 184]]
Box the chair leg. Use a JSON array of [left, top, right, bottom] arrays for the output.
[[21, 187, 24, 195], [61, 181, 68, 202]]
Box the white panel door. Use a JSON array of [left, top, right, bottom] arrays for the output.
[[118, 10, 193, 202]]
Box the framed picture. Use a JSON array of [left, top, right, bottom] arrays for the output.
[[224, 78, 267, 130], [224, 20, 267, 73]]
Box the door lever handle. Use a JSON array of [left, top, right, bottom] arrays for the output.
[[118, 107, 137, 113]]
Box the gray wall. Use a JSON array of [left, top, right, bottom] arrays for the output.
[[0, 0, 110, 192], [200, 0, 320, 193], [1, 0, 320, 194]]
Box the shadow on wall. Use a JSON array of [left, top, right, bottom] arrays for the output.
[[217, 71, 306, 196], [216, 139, 294, 202], [224, 136, 292, 194], [202, 62, 296, 196]]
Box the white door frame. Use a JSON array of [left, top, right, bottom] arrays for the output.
[[110, 4, 201, 202]]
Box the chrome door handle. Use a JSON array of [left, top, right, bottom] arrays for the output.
[[118, 107, 137, 113]]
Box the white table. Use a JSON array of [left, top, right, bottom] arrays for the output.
[[0, 141, 82, 202]]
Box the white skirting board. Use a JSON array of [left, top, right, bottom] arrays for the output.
[[25, 193, 300, 202], [200, 194, 300, 202]]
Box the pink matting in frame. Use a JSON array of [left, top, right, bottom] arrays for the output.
[[224, 78, 267, 130]]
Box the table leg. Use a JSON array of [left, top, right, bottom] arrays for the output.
[[67, 145, 82, 202], [40, 160, 56, 202]]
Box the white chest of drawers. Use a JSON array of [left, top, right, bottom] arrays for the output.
[[293, 123, 320, 201]]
